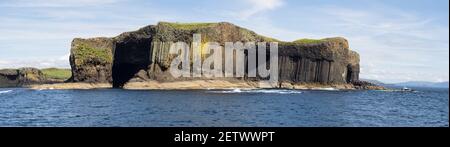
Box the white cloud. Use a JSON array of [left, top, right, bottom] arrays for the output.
[[0, 0, 122, 8], [58, 53, 71, 61], [0, 60, 10, 65], [298, 4, 449, 83], [0, 54, 70, 69], [247, 0, 284, 10], [238, 0, 284, 19]]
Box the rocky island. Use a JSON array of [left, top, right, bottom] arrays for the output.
[[1, 22, 384, 90], [0, 68, 71, 88]]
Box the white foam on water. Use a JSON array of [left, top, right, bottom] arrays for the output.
[[232, 88, 242, 93], [0, 90, 13, 94], [210, 89, 302, 94], [311, 87, 339, 91]]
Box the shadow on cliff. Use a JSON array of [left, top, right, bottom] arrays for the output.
[[112, 37, 152, 88]]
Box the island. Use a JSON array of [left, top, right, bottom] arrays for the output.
[[0, 22, 384, 90]]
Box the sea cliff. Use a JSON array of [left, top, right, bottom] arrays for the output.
[[1, 22, 384, 90], [67, 22, 368, 89]]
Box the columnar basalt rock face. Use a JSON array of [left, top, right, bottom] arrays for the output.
[[278, 37, 359, 84], [69, 22, 361, 88], [347, 50, 360, 83], [0, 68, 46, 87]]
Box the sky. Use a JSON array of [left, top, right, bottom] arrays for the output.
[[0, 0, 448, 83]]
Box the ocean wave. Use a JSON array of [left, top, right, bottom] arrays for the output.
[[0, 90, 13, 94], [209, 89, 302, 94]]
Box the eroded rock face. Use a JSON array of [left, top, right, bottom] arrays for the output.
[[69, 22, 361, 88], [0, 68, 46, 87], [112, 26, 154, 87], [69, 37, 114, 83]]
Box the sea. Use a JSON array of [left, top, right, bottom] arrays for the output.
[[0, 87, 448, 127]]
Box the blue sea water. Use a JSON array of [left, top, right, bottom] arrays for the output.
[[0, 87, 448, 127]]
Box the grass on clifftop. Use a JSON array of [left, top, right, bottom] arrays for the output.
[[261, 36, 281, 42], [293, 39, 325, 44], [160, 22, 218, 30], [41, 68, 72, 80], [74, 44, 112, 64]]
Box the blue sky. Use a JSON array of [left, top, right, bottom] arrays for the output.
[[0, 0, 448, 83]]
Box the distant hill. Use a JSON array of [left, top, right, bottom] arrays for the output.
[[361, 79, 449, 88], [393, 81, 449, 88]]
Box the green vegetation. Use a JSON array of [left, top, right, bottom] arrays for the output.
[[74, 44, 112, 64], [41, 68, 72, 80], [158, 22, 282, 43], [261, 36, 281, 42], [293, 38, 325, 44], [160, 22, 218, 30]]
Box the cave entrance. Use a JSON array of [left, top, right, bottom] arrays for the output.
[[112, 38, 152, 88], [346, 65, 353, 83], [346, 68, 352, 83]]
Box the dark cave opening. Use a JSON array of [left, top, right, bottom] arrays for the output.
[[346, 64, 353, 83], [112, 37, 152, 88]]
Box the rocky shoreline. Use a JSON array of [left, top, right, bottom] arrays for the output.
[[2, 67, 385, 90], [27, 80, 385, 90]]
